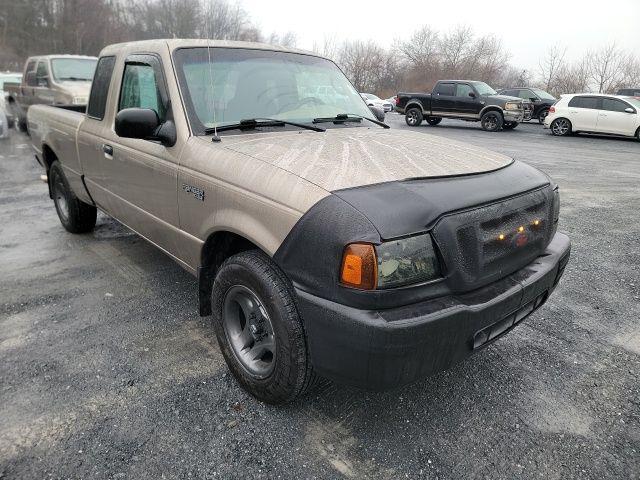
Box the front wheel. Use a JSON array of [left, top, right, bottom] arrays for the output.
[[538, 108, 549, 124], [50, 161, 97, 233], [405, 107, 423, 127], [480, 111, 503, 132], [550, 118, 572, 136], [503, 122, 518, 130], [426, 116, 442, 126], [211, 250, 317, 404]]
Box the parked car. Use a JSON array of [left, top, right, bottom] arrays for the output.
[[499, 87, 556, 124], [385, 95, 397, 111], [0, 71, 22, 127], [360, 93, 393, 112], [617, 87, 640, 97], [396, 80, 527, 131], [4, 55, 97, 131], [28, 39, 570, 404], [544, 93, 640, 140]]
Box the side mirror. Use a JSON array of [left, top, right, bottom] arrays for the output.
[[624, 107, 635, 114], [114, 108, 177, 147], [115, 108, 160, 140], [530, 97, 539, 102], [369, 105, 385, 122], [468, 91, 476, 98]]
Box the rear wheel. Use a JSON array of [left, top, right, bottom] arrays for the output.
[[426, 116, 442, 126], [503, 122, 518, 130], [550, 118, 572, 136], [405, 107, 423, 127], [49, 161, 97, 233], [211, 250, 317, 404], [480, 111, 503, 132], [538, 108, 550, 124]]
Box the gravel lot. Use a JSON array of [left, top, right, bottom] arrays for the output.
[[1, 116, 639, 479]]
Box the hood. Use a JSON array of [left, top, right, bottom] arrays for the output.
[[220, 127, 513, 192], [55, 81, 92, 97], [484, 94, 523, 103]]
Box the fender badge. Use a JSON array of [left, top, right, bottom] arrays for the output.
[[182, 184, 205, 201]]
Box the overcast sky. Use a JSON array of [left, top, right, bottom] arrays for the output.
[[243, 0, 640, 70]]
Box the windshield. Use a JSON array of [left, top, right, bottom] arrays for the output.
[[531, 88, 556, 100], [472, 82, 497, 95], [0, 74, 21, 89], [51, 58, 97, 82], [173, 47, 372, 134]]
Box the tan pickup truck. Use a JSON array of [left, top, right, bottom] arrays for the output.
[[5, 54, 97, 131], [28, 39, 570, 404]]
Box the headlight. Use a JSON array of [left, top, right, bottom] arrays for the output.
[[340, 233, 441, 290], [504, 102, 521, 111]]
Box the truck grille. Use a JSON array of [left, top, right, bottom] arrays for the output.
[[432, 186, 555, 292]]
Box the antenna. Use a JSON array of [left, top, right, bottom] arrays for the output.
[[205, 1, 220, 142]]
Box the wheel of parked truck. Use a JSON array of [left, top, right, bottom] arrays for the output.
[[426, 116, 442, 126], [538, 108, 550, 125], [405, 107, 423, 127], [550, 118, 572, 136], [16, 117, 27, 133], [49, 161, 97, 233], [480, 111, 503, 132], [211, 250, 318, 404], [503, 122, 518, 130]]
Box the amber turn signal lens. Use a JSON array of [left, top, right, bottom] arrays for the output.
[[340, 243, 377, 290]]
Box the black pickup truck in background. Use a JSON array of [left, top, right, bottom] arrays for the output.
[[396, 80, 530, 132], [499, 87, 556, 124]]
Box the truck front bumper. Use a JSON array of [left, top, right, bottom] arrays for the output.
[[504, 110, 525, 123], [296, 232, 570, 390]]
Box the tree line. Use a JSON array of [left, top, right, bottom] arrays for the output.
[[1, 0, 638, 98]]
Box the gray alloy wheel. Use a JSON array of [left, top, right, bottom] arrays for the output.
[[405, 107, 423, 127], [538, 108, 549, 124], [551, 118, 572, 136], [223, 285, 276, 378]]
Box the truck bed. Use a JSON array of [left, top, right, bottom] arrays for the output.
[[28, 104, 86, 187]]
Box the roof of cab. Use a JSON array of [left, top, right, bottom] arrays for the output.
[[26, 55, 98, 61], [99, 39, 322, 59]]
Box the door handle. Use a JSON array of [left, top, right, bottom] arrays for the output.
[[102, 144, 113, 159]]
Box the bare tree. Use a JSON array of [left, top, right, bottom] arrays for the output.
[[398, 26, 440, 71], [539, 45, 566, 91], [439, 25, 474, 78], [554, 55, 591, 95], [589, 43, 628, 93]]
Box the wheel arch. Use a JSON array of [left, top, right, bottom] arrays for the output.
[[479, 105, 504, 118], [197, 229, 266, 316], [405, 101, 425, 113]]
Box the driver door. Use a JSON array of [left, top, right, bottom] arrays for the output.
[[101, 54, 181, 256]]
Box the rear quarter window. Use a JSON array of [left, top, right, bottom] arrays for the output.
[[568, 96, 600, 109], [87, 56, 116, 120], [434, 83, 455, 96]]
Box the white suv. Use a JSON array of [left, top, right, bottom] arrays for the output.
[[544, 93, 640, 140]]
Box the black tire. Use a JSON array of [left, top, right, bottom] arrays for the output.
[[16, 117, 27, 132], [480, 111, 503, 132], [49, 161, 97, 233], [426, 116, 442, 126], [550, 118, 572, 136], [211, 250, 317, 404], [503, 122, 518, 130], [538, 108, 549, 125], [405, 107, 423, 127]]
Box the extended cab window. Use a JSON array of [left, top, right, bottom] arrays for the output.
[[119, 63, 166, 121], [568, 96, 600, 109], [25, 61, 37, 86], [518, 89, 536, 100], [435, 83, 455, 96], [602, 98, 633, 113], [456, 84, 474, 98], [87, 56, 116, 120]]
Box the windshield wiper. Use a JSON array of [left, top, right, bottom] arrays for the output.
[[312, 113, 390, 129], [204, 118, 325, 135]]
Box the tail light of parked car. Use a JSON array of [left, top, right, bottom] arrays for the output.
[[549, 106, 555, 113]]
